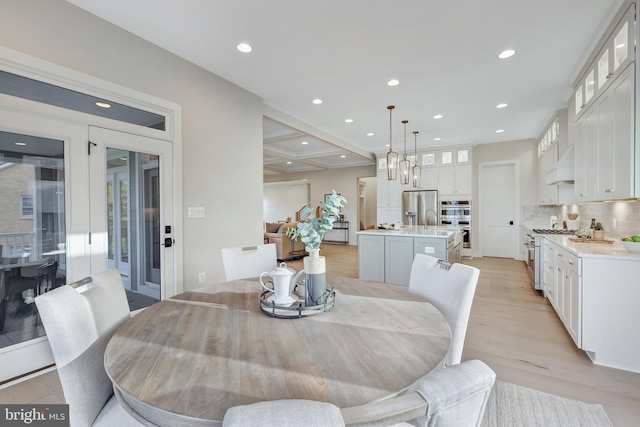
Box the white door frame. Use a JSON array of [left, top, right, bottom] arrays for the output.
[[477, 160, 520, 258], [0, 47, 183, 383]]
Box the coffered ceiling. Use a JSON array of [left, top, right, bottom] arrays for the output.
[[66, 0, 624, 175]]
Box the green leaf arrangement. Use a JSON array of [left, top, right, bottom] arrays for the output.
[[286, 190, 347, 252]]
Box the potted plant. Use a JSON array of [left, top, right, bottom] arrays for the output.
[[593, 222, 605, 240]]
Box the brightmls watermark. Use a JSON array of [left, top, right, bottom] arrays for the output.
[[1, 405, 68, 426]]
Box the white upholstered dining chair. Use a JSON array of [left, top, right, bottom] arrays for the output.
[[408, 254, 480, 368], [223, 399, 345, 426], [221, 243, 278, 281], [35, 269, 142, 427]]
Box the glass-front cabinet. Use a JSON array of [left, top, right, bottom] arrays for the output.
[[574, 3, 635, 118]]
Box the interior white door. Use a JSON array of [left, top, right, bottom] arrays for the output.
[[89, 127, 175, 301], [480, 162, 518, 258]]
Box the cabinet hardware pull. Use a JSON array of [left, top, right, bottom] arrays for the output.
[[605, 188, 614, 193], [580, 193, 587, 197]]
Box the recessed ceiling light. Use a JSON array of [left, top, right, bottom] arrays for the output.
[[366, 132, 374, 136], [286, 161, 292, 164], [236, 43, 252, 53], [498, 49, 516, 59], [434, 137, 442, 141], [433, 114, 443, 119], [312, 99, 323, 104], [496, 129, 505, 133], [301, 141, 308, 145], [387, 79, 400, 86], [345, 118, 353, 123], [340, 155, 346, 158], [15, 142, 27, 146], [96, 102, 111, 108], [496, 103, 508, 109]]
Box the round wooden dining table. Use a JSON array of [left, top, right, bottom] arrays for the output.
[[104, 276, 451, 426]]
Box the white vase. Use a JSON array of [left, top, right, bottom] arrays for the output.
[[304, 249, 326, 306]]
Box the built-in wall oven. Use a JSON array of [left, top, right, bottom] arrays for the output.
[[440, 200, 471, 257]]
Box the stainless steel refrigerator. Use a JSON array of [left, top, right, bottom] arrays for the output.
[[402, 190, 438, 226]]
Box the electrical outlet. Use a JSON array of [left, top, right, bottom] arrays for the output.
[[198, 272, 206, 284], [424, 246, 435, 254]]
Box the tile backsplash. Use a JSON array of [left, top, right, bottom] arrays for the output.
[[522, 200, 640, 239]]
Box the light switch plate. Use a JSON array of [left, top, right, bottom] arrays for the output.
[[188, 207, 205, 218]]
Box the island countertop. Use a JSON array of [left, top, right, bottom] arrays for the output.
[[356, 225, 460, 239]]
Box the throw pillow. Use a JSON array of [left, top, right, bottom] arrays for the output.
[[265, 222, 281, 233]]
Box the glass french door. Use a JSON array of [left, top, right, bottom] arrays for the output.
[[0, 108, 89, 382], [89, 127, 174, 306]]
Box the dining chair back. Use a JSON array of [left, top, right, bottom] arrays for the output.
[[340, 359, 495, 426], [35, 269, 142, 426], [409, 254, 480, 367], [223, 399, 345, 427], [221, 243, 278, 281]]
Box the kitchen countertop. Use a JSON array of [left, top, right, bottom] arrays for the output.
[[356, 225, 460, 239], [543, 234, 640, 260]]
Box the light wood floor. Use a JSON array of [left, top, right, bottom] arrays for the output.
[[2, 244, 639, 426]]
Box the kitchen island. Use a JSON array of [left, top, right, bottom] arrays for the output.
[[357, 226, 462, 287]]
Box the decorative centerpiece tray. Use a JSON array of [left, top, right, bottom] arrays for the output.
[[259, 288, 335, 319]]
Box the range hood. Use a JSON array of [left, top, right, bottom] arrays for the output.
[[546, 145, 574, 184]]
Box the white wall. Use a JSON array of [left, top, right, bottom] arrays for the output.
[[264, 182, 309, 222], [0, 0, 264, 287], [265, 165, 376, 244]]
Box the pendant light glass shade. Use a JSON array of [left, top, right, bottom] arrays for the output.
[[412, 131, 422, 188], [386, 105, 398, 180], [399, 120, 410, 185]]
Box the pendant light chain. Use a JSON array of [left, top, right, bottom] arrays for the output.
[[412, 130, 422, 188], [399, 120, 410, 185], [386, 105, 398, 180]]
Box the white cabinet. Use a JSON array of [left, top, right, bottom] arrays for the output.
[[542, 240, 557, 308], [538, 143, 558, 205], [574, 64, 635, 202], [574, 3, 635, 119], [385, 235, 415, 286], [376, 168, 403, 225], [595, 64, 634, 200], [357, 234, 385, 282], [414, 236, 448, 261], [358, 232, 454, 287], [544, 239, 581, 348], [574, 108, 597, 202], [555, 247, 581, 347], [438, 164, 471, 196]]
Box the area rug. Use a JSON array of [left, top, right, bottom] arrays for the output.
[[482, 380, 613, 427]]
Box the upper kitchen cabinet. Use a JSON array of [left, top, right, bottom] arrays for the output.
[[574, 3, 635, 120], [594, 64, 635, 200], [538, 109, 572, 205], [436, 147, 472, 196], [572, 1, 637, 202], [439, 164, 472, 196]]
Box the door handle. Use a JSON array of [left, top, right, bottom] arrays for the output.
[[162, 238, 175, 247], [509, 221, 514, 225]]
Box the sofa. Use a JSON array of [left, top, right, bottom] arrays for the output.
[[264, 222, 306, 261]]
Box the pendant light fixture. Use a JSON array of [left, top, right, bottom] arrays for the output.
[[399, 120, 410, 185], [412, 131, 422, 188], [386, 105, 398, 180]]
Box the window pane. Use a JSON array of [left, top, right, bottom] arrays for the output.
[[0, 70, 165, 130], [0, 130, 66, 344]]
